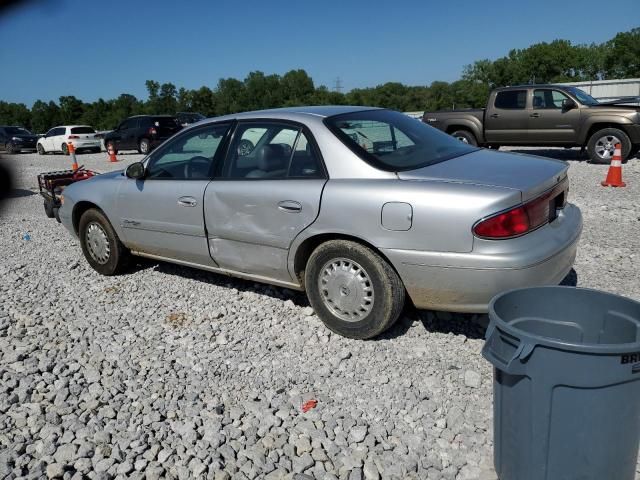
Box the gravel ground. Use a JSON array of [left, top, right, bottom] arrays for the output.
[[0, 148, 639, 480]]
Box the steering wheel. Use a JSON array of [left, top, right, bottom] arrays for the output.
[[183, 156, 211, 179]]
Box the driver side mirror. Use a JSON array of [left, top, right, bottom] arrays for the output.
[[125, 162, 146, 180], [562, 98, 576, 110]]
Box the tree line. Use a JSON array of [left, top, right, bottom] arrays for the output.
[[1, 27, 638, 133]]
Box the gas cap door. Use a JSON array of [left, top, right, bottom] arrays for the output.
[[381, 202, 413, 231]]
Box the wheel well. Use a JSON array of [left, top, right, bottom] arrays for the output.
[[293, 233, 400, 288], [72, 201, 101, 235], [446, 125, 472, 135], [585, 123, 629, 143]]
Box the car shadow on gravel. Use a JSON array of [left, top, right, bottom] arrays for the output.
[[6, 188, 37, 198], [133, 259, 310, 306]]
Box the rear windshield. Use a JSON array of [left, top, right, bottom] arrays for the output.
[[5, 127, 32, 135], [70, 127, 96, 134], [150, 117, 180, 128], [325, 109, 477, 171]]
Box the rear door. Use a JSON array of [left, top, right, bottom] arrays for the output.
[[52, 127, 67, 152], [119, 118, 139, 150], [528, 89, 581, 144], [484, 90, 529, 144], [115, 122, 232, 264], [204, 121, 326, 283]]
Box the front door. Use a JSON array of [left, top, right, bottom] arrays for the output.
[[528, 89, 581, 144], [484, 89, 529, 144], [205, 121, 326, 283], [115, 122, 232, 264]]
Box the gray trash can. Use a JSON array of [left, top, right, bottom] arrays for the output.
[[482, 286, 640, 480]]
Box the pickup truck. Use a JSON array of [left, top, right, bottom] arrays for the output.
[[422, 84, 640, 164]]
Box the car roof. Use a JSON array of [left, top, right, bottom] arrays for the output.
[[126, 115, 176, 118], [52, 125, 94, 129], [209, 105, 381, 123], [496, 84, 572, 91]]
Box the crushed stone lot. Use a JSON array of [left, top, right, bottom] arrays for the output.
[[0, 148, 639, 480]]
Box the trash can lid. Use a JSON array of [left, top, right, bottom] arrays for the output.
[[488, 286, 640, 354]]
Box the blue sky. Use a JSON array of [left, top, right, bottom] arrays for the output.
[[0, 0, 638, 106]]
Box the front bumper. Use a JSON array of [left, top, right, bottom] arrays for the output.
[[383, 203, 583, 313], [58, 203, 76, 238]]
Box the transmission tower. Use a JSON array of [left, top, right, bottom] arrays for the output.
[[334, 77, 343, 93]]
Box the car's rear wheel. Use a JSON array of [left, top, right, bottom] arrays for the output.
[[37, 144, 45, 155], [138, 138, 150, 154], [61, 143, 69, 155], [451, 130, 478, 146], [305, 240, 405, 339], [587, 128, 631, 164], [628, 145, 639, 160], [79, 208, 130, 275]]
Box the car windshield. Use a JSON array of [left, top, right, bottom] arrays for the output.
[[6, 127, 32, 135], [566, 87, 599, 106], [70, 127, 96, 134], [325, 109, 477, 171]]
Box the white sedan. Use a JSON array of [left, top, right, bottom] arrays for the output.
[[37, 125, 102, 155]]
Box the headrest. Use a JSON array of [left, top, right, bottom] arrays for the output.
[[257, 144, 288, 171]]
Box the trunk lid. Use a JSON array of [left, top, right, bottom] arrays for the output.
[[397, 149, 569, 202]]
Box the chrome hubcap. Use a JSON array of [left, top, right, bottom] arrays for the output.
[[318, 258, 374, 322], [595, 135, 620, 160], [455, 135, 469, 144], [85, 222, 110, 264]]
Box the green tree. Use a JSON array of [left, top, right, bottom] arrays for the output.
[[604, 27, 640, 78]]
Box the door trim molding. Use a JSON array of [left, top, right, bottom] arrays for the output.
[[130, 250, 304, 291]]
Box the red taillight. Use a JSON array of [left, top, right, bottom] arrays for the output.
[[474, 195, 552, 239], [149, 127, 157, 135], [68, 135, 79, 139], [474, 206, 530, 238]]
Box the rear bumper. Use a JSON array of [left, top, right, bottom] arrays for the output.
[[383, 203, 582, 313], [70, 140, 101, 150]]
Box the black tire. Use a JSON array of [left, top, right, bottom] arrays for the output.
[[628, 145, 640, 160], [79, 209, 130, 275], [105, 141, 118, 155], [586, 127, 631, 164], [53, 207, 61, 223], [61, 143, 69, 155], [37, 144, 45, 155], [487, 145, 501, 150], [304, 240, 405, 339], [5, 143, 15, 154], [450, 130, 478, 146], [138, 138, 150, 155], [43, 199, 54, 218]]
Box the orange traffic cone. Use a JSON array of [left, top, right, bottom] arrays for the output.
[[107, 144, 118, 163], [68, 142, 79, 171], [601, 143, 626, 187]]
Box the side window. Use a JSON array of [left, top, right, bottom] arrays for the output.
[[533, 89, 570, 109], [494, 90, 527, 109], [54, 127, 66, 136], [224, 123, 323, 179], [146, 123, 230, 180], [121, 119, 137, 130]]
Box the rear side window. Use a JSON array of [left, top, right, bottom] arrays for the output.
[[153, 117, 180, 128], [120, 119, 138, 130], [494, 90, 527, 109], [71, 127, 96, 134]]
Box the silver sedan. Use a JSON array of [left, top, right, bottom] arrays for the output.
[[59, 106, 582, 339]]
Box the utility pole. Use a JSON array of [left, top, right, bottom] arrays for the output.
[[334, 77, 343, 93]]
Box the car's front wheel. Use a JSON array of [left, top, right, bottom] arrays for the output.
[[587, 128, 631, 164], [305, 240, 405, 339], [79, 208, 130, 275], [5, 143, 15, 154]]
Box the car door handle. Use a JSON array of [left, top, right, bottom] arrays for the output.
[[177, 196, 197, 207], [278, 200, 302, 213], [530, 113, 540, 118], [489, 113, 499, 118]]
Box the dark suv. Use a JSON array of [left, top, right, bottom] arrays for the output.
[[103, 115, 182, 154], [0, 126, 39, 153]]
